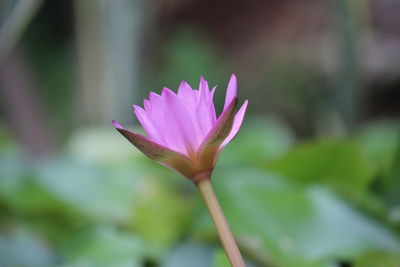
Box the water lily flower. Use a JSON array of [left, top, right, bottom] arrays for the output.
[[113, 75, 248, 266], [112, 74, 248, 183]]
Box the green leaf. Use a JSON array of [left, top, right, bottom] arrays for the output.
[[161, 242, 213, 267], [354, 250, 400, 267], [194, 170, 400, 266], [356, 122, 400, 208], [219, 116, 295, 168], [0, 124, 18, 149], [0, 153, 65, 214], [133, 177, 193, 257], [386, 140, 400, 211], [1, 149, 192, 255], [213, 249, 231, 267], [355, 122, 400, 175], [266, 140, 374, 199], [61, 226, 143, 267], [65, 126, 144, 167], [212, 247, 261, 267], [34, 157, 137, 223], [0, 228, 56, 267]]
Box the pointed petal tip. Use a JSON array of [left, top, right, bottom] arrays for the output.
[[229, 74, 237, 87], [162, 87, 174, 96], [237, 99, 249, 120], [178, 80, 190, 94], [149, 91, 161, 100], [199, 76, 209, 88], [112, 120, 124, 129], [132, 104, 142, 111], [195, 95, 238, 170], [220, 99, 248, 148], [115, 128, 198, 179], [143, 99, 150, 109], [223, 74, 238, 110]]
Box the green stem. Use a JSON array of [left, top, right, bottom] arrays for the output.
[[197, 177, 246, 267]]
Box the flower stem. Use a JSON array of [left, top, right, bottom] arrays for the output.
[[197, 177, 246, 267]]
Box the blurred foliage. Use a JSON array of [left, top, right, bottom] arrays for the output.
[[1, 0, 400, 266], [0, 118, 399, 267], [144, 30, 229, 112], [266, 140, 373, 201], [353, 251, 400, 267], [152, 31, 226, 91]]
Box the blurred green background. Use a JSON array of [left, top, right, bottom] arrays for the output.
[[0, 0, 399, 266]]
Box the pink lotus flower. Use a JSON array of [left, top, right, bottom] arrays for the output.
[[113, 74, 248, 183]]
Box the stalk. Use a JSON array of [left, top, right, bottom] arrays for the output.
[[196, 177, 246, 267]]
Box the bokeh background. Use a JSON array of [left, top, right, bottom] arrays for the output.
[[0, 0, 400, 266]]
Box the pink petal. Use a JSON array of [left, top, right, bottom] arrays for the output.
[[113, 125, 198, 178], [147, 92, 162, 119], [146, 91, 179, 149], [221, 100, 248, 148], [196, 97, 238, 170], [208, 86, 217, 124], [143, 99, 151, 113], [223, 74, 237, 111], [200, 76, 216, 105], [198, 76, 209, 100], [177, 81, 197, 107], [133, 105, 162, 143], [162, 87, 198, 155], [197, 77, 214, 136], [177, 80, 191, 96], [178, 80, 203, 141], [112, 120, 124, 129]]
